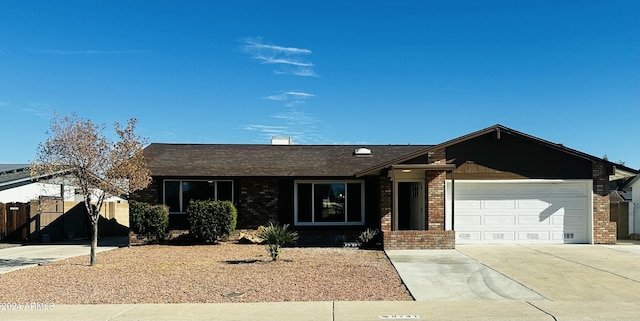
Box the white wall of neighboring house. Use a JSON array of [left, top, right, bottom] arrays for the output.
[[0, 183, 76, 203], [630, 178, 640, 235], [0, 182, 125, 203]]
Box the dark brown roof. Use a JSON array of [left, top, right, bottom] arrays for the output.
[[143, 144, 433, 177], [356, 124, 639, 177]]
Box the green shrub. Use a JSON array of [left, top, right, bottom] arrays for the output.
[[186, 200, 237, 243], [129, 201, 169, 241], [256, 222, 298, 261]]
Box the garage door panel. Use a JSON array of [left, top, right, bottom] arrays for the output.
[[483, 215, 516, 225], [456, 215, 481, 225], [452, 181, 590, 244], [484, 200, 516, 209], [518, 215, 550, 225], [555, 199, 587, 210], [563, 215, 587, 227], [553, 184, 588, 196], [517, 199, 551, 209], [552, 231, 567, 241], [480, 185, 517, 196], [457, 231, 481, 242], [456, 200, 482, 209], [517, 185, 552, 196], [483, 231, 515, 241], [517, 231, 551, 241]]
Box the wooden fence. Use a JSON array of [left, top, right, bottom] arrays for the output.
[[0, 202, 30, 242], [0, 198, 129, 243], [611, 201, 630, 240]]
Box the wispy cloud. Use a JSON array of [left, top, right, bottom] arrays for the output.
[[263, 91, 315, 101], [241, 37, 318, 77], [263, 91, 315, 107], [243, 40, 312, 55], [32, 49, 151, 55], [0, 100, 52, 118], [242, 106, 322, 144], [243, 124, 290, 136], [22, 103, 53, 119]]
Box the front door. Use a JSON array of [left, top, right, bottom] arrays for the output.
[[398, 182, 424, 230]]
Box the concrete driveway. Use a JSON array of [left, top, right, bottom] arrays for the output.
[[387, 243, 640, 303], [0, 236, 128, 274]]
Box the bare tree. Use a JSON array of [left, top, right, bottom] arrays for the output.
[[32, 113, 151, 266]]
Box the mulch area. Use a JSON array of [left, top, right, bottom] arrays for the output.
[[0, 242, 412, 304]]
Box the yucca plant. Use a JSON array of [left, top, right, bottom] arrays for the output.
[[256, 222, 298, 261], [358, 228, 380, 249]]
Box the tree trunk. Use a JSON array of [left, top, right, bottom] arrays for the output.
[[90, 219, 98, 266]]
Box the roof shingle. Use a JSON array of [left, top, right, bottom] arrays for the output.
[[143, 144, 432, 177]]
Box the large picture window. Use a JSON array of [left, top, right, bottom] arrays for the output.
[[163, 180, 233, 214], [295, 180, 364, 225]]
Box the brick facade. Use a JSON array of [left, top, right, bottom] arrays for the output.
[[426, 171, 445, 230], [592, 161, 616, 244], [130, 178, 160, 205], [130, 177, 279, 230], [380, 172, 392, 234], [235, 178, 279, 229], [426, 148, 446, 230], [384, 230, 455, 250], [380, 149, 455, 250]]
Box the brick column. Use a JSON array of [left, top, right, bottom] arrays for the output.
[[426, 171, 445, 230], [380, 173, 392, 234], [426, 148, 446, 231], [592, 161, 615, 244]]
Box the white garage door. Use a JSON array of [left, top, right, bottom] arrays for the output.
[[447, 180, 591, 244]]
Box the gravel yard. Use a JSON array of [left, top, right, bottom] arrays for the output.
[[0, 243, 412, 304]]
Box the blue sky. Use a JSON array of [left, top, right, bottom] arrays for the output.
[[1, 0, 638, 169]]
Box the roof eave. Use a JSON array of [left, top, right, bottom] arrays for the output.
[[356, 124, 639, 178]]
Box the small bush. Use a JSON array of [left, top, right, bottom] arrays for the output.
[[256, 222, 298, 261], [130, 201, 169, 241], [187, 200, 237, 243]]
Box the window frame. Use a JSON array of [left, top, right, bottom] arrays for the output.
[[163, 179, 234, 214], [294, 180, 365, 226]]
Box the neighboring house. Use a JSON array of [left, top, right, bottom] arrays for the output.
[[0, 164, 123, 203], [0, 164, 76, 203], [623, 175, 640, 235], [0, 164, 129, 242], [132, 124, 638, 249]]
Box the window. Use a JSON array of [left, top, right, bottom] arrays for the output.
[[295, 180, 364, 225], [163, 180, 233, 213]]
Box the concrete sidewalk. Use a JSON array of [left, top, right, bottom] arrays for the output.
[[2, 301, 640, 321], [0, 236, 128, 274]]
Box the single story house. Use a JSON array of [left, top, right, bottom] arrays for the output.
[[132, 124, 638, 249]]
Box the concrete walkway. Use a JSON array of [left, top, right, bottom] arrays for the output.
[[385, 249, 546, 301], [2, 301, 640, 321], [0, 236, 128, 274]]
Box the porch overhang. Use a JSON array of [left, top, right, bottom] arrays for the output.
[[391, 164, 456, 171], [389, 163, 457, 232]]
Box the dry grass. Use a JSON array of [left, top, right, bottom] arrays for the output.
[[0, 243, 412, 304]]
